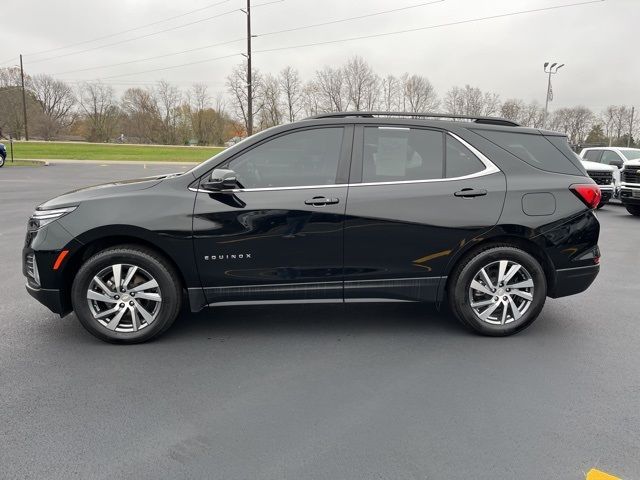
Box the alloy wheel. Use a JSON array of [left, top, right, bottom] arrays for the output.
[[86, 263, 162, 333], [468, 260, 534, 326]]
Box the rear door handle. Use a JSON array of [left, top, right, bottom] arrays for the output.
[[454, 188, 488, 198], [304, 196, 339, 207]]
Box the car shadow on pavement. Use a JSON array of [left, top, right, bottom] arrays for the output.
[[166, 302, 463, 340]]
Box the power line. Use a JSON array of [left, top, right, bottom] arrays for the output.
[[50, 0, 443, 77], [27, 0, 283, 65], [257, 0, 444, 38], [28, 7, 244, 65], [93, 53, 242, 81], [25, 0, 235, 57], [254, 0, 605, 55], [53, 37, 245, 76]]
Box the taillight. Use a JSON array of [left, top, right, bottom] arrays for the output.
[[570, 184, 601, 209]]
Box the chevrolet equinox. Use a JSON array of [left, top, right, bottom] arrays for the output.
[[23, 112, 601, 343]]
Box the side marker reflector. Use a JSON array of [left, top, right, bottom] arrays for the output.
[[53, 250, 69, 270]]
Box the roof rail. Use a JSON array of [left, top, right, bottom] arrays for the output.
[[307, 111, 520, 127]]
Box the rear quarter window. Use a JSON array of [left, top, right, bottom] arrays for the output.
[[473, 130, 583, 175]]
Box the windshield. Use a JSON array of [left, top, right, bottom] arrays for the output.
[[622, 150, 640, 160]]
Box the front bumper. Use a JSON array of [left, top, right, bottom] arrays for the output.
[[599, 186, 614, 203], [25, 284, 70, 315], [549, 264, 600, 298], [620, 184, 640, 205]]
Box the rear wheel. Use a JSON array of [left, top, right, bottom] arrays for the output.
[[71, 245, 182, 343], [625, 205, 640, 216], [0, 155, 5, 167], [448, 246, 547, 336]]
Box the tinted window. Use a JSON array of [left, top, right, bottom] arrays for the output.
[[362, 127, 443, 182], [228, 128, 343, 188], [475, 130, 582, 175], [584, 150, 603, 162], [446, 135, 485, 178], [601, 150, 622, 164]]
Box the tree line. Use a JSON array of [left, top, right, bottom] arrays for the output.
[[1, 56, 638, 148]]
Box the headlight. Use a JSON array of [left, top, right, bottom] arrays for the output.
[[28, 206, 77, 231]]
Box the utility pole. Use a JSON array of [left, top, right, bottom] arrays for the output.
[[19, 54, 29, 141], [245, 0, 253, 136], [542, 62, 564, 128], [628, 106, 635, 147]]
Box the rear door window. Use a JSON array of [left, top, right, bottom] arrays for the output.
[[362, 127, 443, 182], [445, 135, 485, 178], [474, 130, 583, 175]]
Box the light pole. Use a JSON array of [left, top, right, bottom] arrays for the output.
[[543, 62, 564, 128]]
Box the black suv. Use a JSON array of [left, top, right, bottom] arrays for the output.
[[23, 112, 601, 343]]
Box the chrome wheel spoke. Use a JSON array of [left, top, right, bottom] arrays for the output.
[[87, 290, 116, 303], [122, 265, 138, 290], [130, 306, 140, 332], [479, 268, 495, 290], [93, 277, 113, 295], [95, 305, 120, 319], [130, 279, 159, 293], [500, 303, 508, 325], [506, 279, 534, 289], [497, 260, 508, 284], [112, 264, 122, 291], [134, 301, 154, 324], [510, 289, 533, 301], [471, 280, 494, 297], [105, 307, 127, 330], [470, 298, 494, 308], [507, 296, 522, 321], [134, 291, 162, 302], [503, 264, 521, 284], [479, 301, 500, 320]]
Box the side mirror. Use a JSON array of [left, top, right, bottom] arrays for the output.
[[202, 168, 238, 192], [609, 158, 623, 169]]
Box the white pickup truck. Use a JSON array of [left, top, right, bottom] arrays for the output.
[[580, 147, 640, 214], [576, 157, 616, 208]]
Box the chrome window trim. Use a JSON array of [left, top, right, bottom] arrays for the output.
[[190, 131, 501, 193]]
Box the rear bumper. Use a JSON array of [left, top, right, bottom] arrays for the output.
[[548, 264, 600, 298], [25, 284, 70, 316]]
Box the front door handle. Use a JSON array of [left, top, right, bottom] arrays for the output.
[[304, 196, 339, 207], [454, 188, 488, 198]]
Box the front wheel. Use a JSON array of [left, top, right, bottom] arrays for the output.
[[71, 245, 182, 343], [448, 246, 547, 336], [0, 155, 5, 167], [625, 205, 640, 216]]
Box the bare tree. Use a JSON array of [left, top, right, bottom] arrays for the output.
[[380, 75, 401, 111], [343, 56, 379, 111], [155, 80, 184, 144], [301, 81, 321, 118], [78, 82, 119, 142], [279, 66, 303, 122], [520, 101, 545, 128], [444, 85, 500, 116], [0, 67, 38, 139], [500, 98, 525, 123], [257, 73, 283, 130], [401, 73, 439, 113], [315, 66, 347, 112], [549, 106, 594, 144], [121, 87, 161, 143], [30, 74, 76, 139], [226, 61, 262, 135]]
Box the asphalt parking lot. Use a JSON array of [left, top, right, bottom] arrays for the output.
[[1, 163, 639, 479]]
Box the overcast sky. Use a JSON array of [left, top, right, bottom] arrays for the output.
[[2, 0, 636, 111]]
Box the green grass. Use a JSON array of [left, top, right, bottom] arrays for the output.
[[3, 159, 45, 167], [9, 141, 225, 162]]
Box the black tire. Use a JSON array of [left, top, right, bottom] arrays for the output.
[[71, 245, 182, 343], [448, 245, 547, 336], [0, 155, 5, 167], [625, 205, 640, 216]]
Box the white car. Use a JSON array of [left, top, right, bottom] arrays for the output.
[[579, 158, 616, 208]]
